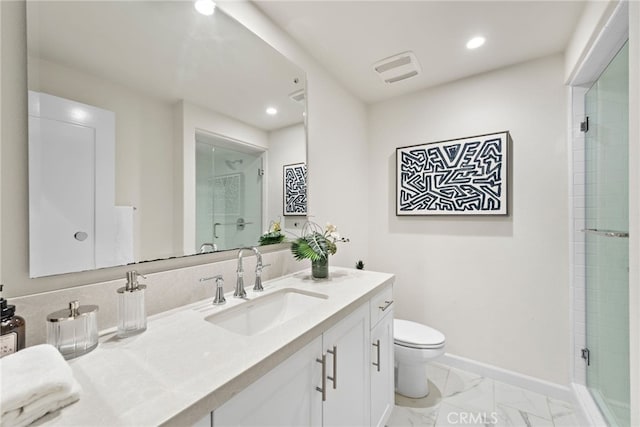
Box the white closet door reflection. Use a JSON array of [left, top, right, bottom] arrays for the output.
[[28, 91, 118, 277], [29, 116, 96, 276]]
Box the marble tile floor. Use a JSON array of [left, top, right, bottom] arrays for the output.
[[388, 363, 581, 427]]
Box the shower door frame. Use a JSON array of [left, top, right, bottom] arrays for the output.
[[567, 2, 635, 426], [583, 41, 630, 427], [193, 129, 268, 254]]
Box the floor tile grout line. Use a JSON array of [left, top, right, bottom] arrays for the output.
[[497, 402, 554, 422], [390, 362, 581, 427]]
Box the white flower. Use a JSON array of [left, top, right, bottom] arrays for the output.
[[329, 231, 341, 240], [325, 223, 337, 233]]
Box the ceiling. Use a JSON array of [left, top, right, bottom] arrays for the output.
[[255, 0, 586, 104], [27, 1, 305, 131]]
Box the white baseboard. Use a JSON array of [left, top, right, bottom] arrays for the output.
[[438, 353, 573, 402], [571, 383, 608, 427]]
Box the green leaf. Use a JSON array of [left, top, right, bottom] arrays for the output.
[[291, 233, 331, 261], [306, 232, 329, 258], [259, 231, 285, 246], [291, 238, 323, 261]]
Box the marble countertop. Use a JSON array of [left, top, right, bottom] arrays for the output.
[[39, 267, 394, 426]]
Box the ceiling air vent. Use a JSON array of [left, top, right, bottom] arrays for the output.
[[289, 89, 305, 104], [373, 51, 421, 84]]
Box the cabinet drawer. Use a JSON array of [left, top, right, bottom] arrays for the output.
[[370, 283, 393, 328]]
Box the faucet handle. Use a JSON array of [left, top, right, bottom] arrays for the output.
[[253, 264, 272, 292], [253, 275, 264, 292], [201, 274, 226, 305], [213, 276, 226, 305], [255, 263, 271, 276]]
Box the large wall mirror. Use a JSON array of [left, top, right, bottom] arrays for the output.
[[26, 1, 307, 277]]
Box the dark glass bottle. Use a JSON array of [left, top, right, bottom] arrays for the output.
[[1, 284, 26, 357]]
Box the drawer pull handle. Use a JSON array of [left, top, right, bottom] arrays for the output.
[[316, 354, 327, 401], [327, 345, 337, 389], [372, 340, 381, 372], [378, 300, 393, 311]]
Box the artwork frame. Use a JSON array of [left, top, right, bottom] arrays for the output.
[[396, 131, 510, 216], [283, 162, 307, 216]]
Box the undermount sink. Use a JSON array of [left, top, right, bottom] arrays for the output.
[[205, 288, 328, 336]]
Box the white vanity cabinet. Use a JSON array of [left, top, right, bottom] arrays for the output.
[[322, 303, 370, 426], [213, 336, 323, 426], [369, 284, 394, 427], [212, 304, 370, 427]]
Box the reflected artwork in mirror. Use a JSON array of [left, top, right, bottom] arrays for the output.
[[26, 1, 307, 277]]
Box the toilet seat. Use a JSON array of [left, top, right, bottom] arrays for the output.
[[394, 319, 445, 349]]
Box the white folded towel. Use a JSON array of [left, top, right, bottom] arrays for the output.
[[0, 344, 81, 427], [1, 380, 80, 427]]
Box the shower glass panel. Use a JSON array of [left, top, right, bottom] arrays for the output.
[[195, 138, 263, 253], [584, 41, 629, 427]]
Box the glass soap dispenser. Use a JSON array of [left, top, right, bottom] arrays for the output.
[[46, 300, 98, 359], [117, 270, 147, 338]]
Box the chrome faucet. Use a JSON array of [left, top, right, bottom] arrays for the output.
[[234, 246, 268, 297], [199, 242, 217, 253], [234, 248, 250, 298]]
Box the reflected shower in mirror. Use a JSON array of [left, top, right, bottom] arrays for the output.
[[26, 1, 306, 278], [195, 131, 264, 253]]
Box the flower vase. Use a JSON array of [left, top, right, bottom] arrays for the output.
[[311, 257, 329, 279]]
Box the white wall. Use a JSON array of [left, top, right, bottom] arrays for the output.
[[1, 1, 32, 296], [220, 2, 370, 271], [565, 0, 618, 83], [368, 54, 569, 385], [267, 123, 306, 237]]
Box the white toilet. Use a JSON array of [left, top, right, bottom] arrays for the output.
[[394, 319, 446, 398]]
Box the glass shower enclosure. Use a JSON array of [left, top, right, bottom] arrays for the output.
[[584, 41, 630, 427], [195, 132, 263, 253]]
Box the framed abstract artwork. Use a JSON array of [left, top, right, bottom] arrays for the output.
[[283, 162, 307, 216], [396, 131, 510, 216]]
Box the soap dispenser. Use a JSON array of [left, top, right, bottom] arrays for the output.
[[1, 284, 25, 358], [46, 300, 98, 359], [117, 271, 147, 338]]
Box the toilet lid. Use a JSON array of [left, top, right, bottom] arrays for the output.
[[394, 319, 445, 349]]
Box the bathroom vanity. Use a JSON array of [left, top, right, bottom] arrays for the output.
[[40, 268, 394, 427]]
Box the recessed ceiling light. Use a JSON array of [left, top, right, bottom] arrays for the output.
[[466, 36, 485, 50], [266, 107, 278, 116], [194, 0, 216, 16], [466, 36, 486, 50]]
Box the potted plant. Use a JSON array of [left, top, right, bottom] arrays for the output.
[[259, 221, 285, 246], [291, 222, 349, 279]]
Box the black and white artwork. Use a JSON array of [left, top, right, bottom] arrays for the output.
[[283, 163, 307, 216], [396, 131, 509, 216]]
